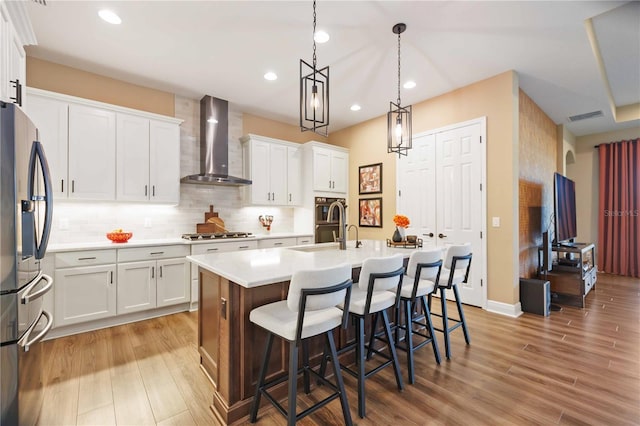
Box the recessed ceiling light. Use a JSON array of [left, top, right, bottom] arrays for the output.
[[98, 9, 121, 25], [403, 81, 416, 89], [350, 104, 361, 111], [314, 30, 330, 43], [264, 72, 278, 81]]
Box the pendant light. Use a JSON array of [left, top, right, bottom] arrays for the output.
[[300, 0, 329, 136], [388, 23, 412, 157]]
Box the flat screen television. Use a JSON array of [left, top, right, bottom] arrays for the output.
[[553, 172, 577, 245]]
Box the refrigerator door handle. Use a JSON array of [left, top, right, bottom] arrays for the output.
[[21, 274, 53, 304], [18, 310, 53, 352], [27, 141, 53, 260]]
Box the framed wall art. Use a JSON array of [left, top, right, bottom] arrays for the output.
[[358, 163, 382, 194], [359, 197, 383, 227]]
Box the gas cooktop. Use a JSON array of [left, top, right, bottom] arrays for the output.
[[181, 232, 254, 241]]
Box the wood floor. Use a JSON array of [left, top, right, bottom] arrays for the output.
[[38, 273, 639, 425]]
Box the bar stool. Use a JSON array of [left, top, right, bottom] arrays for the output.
[[429, 244, 472, 359], [393, 249, 443, 384], [328, 255, 405, 419], [249, 264, 353, 426]]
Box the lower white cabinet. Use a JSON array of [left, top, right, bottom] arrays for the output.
[[54, 249, 117, 327], [118, 245, 189, 314], [257, 237, 297, 249]]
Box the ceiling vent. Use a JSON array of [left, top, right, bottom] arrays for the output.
[[568, 110, 603, 122]]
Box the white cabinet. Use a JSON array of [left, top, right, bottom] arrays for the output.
[[257, 237, 297, 249], [0, 1, 27, 106], [296, 236, 313, 245], [53, 250, 117, 327], [68, 104, 117, 200], [26, 88, 182, 203], [149, 119, 180, 203], [26, 95, 69, 198], [241, 134, 302, 206], [116, 114, 180, 203], [117, 245, 189, 314], [312, 145, 348, 193]]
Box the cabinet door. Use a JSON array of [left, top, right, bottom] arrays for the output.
[[269, 143, 287, 204], [117, 113, 150, 201], [312, 147, 332, 192], [156, 258, 189, 307], [68, 104, 116, 200], [117, 260, 157, 314], [250, 140, 271, 204], [54, 265, 116, 327], [150, 120, 180, 203], [330, 151, 348, 193], [27, 95, 69, 198], [0, 5, 10, 102], [7, 25, 24, 106], [287, 146, 302, 205]]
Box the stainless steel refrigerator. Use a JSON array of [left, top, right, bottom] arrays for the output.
[[0, 102, 54, 425]]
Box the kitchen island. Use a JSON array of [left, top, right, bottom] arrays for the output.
[[187, 240, 423, 424]]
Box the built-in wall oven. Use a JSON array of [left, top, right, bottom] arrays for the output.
[[314, 197, 346, 243]]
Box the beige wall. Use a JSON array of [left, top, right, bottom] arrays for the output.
[[26, 57, 175, 116], [243, 113, 328, 144], [330, 71, 520, 305], [570, 127, 640, 253], [518, 90, 557, 279]]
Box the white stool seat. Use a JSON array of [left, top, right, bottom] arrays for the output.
[[398, 278, 435, 298], [340, 287, 396, 316], [250, 301, 344, 341]]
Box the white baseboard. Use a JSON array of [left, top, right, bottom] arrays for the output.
[[45, 303, 191, 340], [486, 299, 523, 318]]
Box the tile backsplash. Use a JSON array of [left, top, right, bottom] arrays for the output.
[[49, 96, 296, 244]]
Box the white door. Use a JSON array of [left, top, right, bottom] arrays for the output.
[[54, 265, 117, 327], [150, 120, 180, 203], [397, 134, 437, 248], [117, 113, 149, 201], [397, 119, 485, 307], [156, 258, 189, 307], [117, 261, 157, 314], [312, 147, 332, 192], [27, 95, 69, 198], [269, 143, 288, 204], [68, 104, 116, 200], [435, 122, 484, 307], [287, 146, 302, 206], [330, 151, 348, 193], [250, 140, 271, 204]]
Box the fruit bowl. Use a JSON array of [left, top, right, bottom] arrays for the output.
[[106, 232, 133, 243]]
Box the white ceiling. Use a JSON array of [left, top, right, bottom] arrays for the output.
[[24, 0, 640, 138]]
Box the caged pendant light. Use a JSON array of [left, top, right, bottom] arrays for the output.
[[300, 0, 329, 136], [387, 23, 412, 157]]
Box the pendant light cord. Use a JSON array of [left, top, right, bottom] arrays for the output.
[[312, 0, 317, 69], [397, 30, 402, 106]]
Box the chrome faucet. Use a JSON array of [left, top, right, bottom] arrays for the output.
[[328, 200, 347, 250], [347, 224, 362, 248]]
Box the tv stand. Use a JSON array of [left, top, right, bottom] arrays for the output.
[[538, 242, 596, 308]]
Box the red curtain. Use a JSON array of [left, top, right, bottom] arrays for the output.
[[598, 139, 639, 277]]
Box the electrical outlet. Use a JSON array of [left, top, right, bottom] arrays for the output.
[[492, 217, 500, 228], [144, 217, 152, 228]]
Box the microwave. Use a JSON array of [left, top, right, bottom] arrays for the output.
[[315, 197, 346, 224]]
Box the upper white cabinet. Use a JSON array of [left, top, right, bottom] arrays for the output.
[[116, 114, 180, 203], [0, 1, 32, 107], [241, 134, 302, 206], [26, 88, 182, 203], [308, 143, 349, 194], [69, 104, 117, 200]]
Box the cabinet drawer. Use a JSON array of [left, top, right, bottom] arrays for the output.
[[258, 238, 297, 249], [118, 245, 189, 262], [296, 236, 313, 245], [55, 249, 116, 268]]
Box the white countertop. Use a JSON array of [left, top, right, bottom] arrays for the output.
[[187, 240, 425, 288], [47, 233, 313, 253]]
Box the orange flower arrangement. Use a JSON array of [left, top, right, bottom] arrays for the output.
[[393, 214, 410, 228]]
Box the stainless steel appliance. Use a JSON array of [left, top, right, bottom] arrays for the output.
[[314, 197, 346, 243], [1, 102, 54, 426]]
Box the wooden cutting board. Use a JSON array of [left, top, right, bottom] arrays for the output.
[[204, 205, 219, 221], [196, 216, 226, 233]]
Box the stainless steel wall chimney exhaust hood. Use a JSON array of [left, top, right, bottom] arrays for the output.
[[181, 96, 252, 186]]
